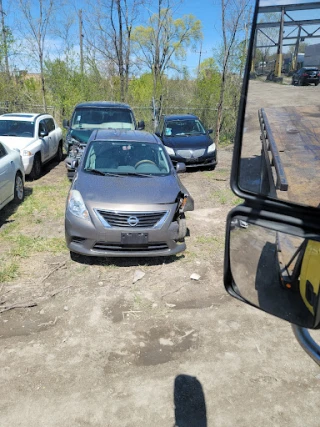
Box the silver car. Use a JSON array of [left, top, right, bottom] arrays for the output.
[[65, 129, 194, 258]]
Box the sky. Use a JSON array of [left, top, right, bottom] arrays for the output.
[[6, 0, 320, 75], [3, 0, 236, 75]]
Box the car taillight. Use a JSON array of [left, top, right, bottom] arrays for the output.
[[302, 73, 308, 76], [318, 73, 320, 77]]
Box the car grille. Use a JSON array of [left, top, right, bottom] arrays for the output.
[[95, 210, 168, 228], [176, 149, 206, 159], [93, 242, 169, 252]]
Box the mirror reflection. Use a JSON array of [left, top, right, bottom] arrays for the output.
[[229, 217, 320, 328], [240, 0, 320, 208]]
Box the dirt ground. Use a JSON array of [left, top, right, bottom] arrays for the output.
[[1, 80, 320, 427]]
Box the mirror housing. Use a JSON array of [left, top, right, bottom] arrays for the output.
[[176, 162, 186, 173], [208, 129, 213, 134], [39, 130, 48, 138], [137, 120, 145, 130], [225, 205, 320, 329], [71, 159, 79, 169], [63, 119, 69, 129], [155, 131, 161, 137]]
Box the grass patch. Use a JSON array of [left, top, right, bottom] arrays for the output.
[[0, 262, 19, 283], [211, 188, 242, 206], [195, 235, 224, 248], [6, 235, 67, 258]]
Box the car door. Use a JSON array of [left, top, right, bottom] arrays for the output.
[[45, 117, 58, 159], [0, 143, 14, 206], [38, 119, 50, 162]]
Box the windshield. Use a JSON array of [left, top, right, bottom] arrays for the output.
[[0, 120, 35, 137], [164, 119, 206, 136], [83, 140, 171, 176], [71, 107, 135, 130]]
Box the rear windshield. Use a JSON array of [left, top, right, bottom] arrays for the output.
[[83, 140, 171, 176], [71, 107, 135, 130], [0, 120, 35, 137], [164, 118, 206, 136]]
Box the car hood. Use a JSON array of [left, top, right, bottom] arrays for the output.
[[162, 134, 213, 149], [70, 129, 93, 144], [0, 136, 36, 150], [73, 172, 183, 205]]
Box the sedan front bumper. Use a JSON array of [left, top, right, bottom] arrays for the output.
[[65, 207, 187, 257]]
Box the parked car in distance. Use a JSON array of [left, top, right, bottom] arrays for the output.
[[0, 113, 63, 180], [0, 142, 25, 210], [63, 101, 145, 180], [291, 67, 320, 86], [155, 114, 217, 170], [65, 129, 194, 259]]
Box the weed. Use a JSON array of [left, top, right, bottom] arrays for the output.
[[0, 262, 19, 283]]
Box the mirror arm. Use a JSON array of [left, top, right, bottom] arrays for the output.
[[292, 325, 320, 366]]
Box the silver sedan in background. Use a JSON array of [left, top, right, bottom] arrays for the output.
[[0, 142, 25, 211], [65, 129, 194, 259]]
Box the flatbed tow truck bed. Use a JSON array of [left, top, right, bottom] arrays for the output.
[[259, 105, 320, 207], [259, 105, 320, 289]]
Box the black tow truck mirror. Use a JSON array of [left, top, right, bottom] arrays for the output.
[[224, 0, 320, 364], [225, 207, 320, 329], [63, 119, 70, 129], [207, 129, 213, 134], [137, 120, 145, 130]]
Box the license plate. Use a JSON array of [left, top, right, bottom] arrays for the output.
[[121, 233, 148, 244]]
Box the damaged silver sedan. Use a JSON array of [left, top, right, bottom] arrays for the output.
[[65, 129, 194, 259]]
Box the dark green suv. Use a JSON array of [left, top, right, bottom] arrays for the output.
[[63, 101, 145, 179]]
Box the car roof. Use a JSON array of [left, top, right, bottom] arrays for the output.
[[162, 114, 199, 120], [0, 113, 48, 121], [90, 129, 160, 145], [74, 101, 133, 109]]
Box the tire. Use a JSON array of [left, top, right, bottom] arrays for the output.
[[291, 78, 295, 85], [177, 214, 187, 242], [67, 170, 75, 181], [56, 142, 64, 162], [13, 172, 24, 203], [315, 82, 319, 86], [297, 79, 302, 86], [29, 153, 42, 180]]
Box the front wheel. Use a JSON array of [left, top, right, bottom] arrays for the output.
[[177, 214, 187, 242], [13, 172, 24, 203], [315, 82, 319, 86], [29, 153, 42, 180], [56, 142, 64, 162]]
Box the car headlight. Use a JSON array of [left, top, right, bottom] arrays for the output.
[[207, 142, 216, 153], [165, 146, 175, 156], [22, 150, 32, 156], [67, 190, 90, 221]]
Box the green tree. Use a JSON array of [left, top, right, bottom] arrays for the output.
[[132, 1, 202, 98]]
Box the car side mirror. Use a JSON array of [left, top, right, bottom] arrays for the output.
[[63, 119, 69, 129], [39, 130, 48, 137], [155, 131, 161, 137], [71, 159, 79, 169], [137, 121, 145, 130], [175, 162, 186, 173], [208, 129, 213, 134]]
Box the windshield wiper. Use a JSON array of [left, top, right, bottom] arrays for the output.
[[123, 172, 154, 177], [85, 169, 106, 175], [85, 169, 123, 177]]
